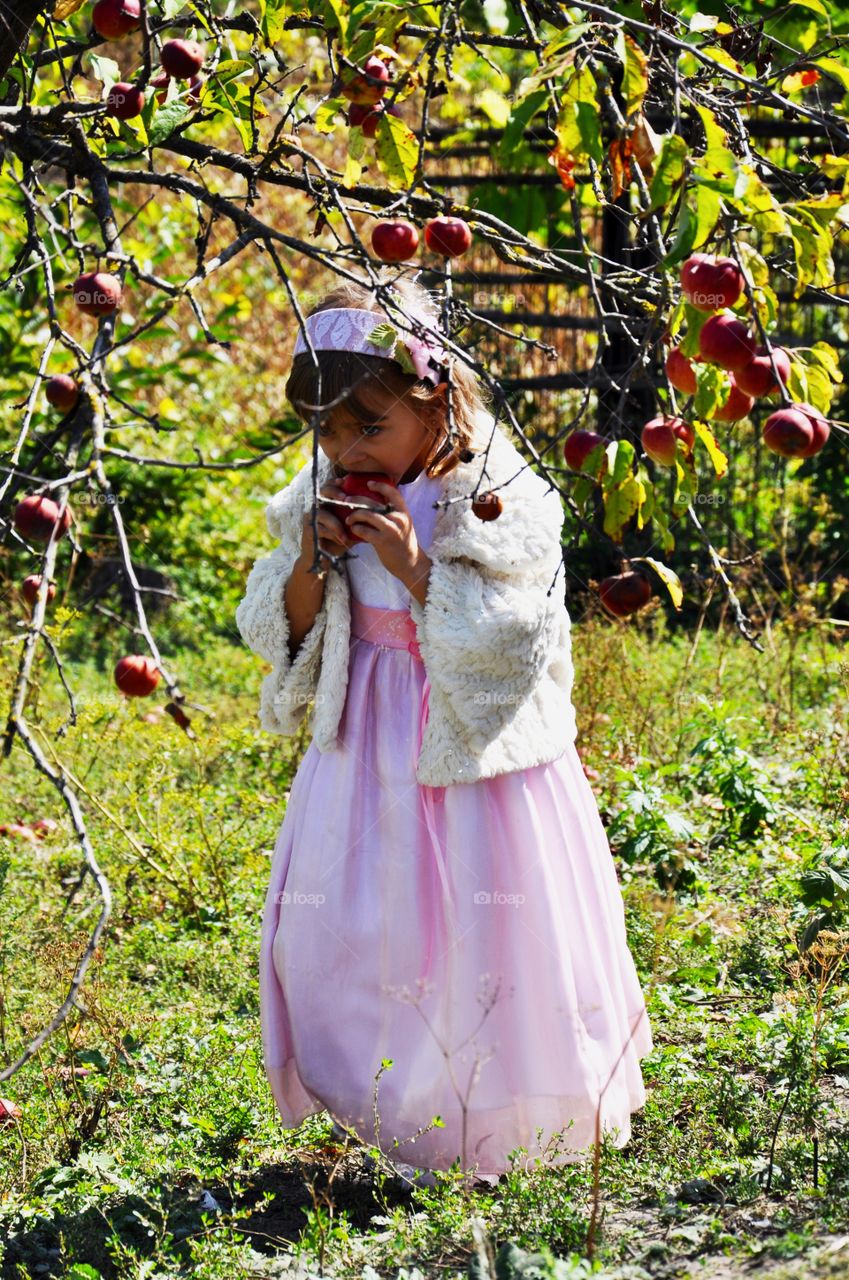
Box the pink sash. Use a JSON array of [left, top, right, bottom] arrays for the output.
[[349, 597, 455, 983]]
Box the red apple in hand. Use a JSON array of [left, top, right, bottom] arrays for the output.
[[665, 346, 698, 396], [372, 220, 419, 262], [698, 313, 758, 371], [640, 415, 694, 466], [322, 471, 394, 544], [424, 217, 472, 258], [680, 254, 744, 312], [341, 55, 390, 105], [115, 655, 161, 697], [599, 570, 652, 618], [735, 347, 792, 398], [563, 429, 606, 475]]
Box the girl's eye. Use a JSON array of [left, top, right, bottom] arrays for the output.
[[361, 424, 381, 436]]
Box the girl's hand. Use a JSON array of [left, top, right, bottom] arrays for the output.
[[299, 482, 384, 563], [343, 480, 427, 589]]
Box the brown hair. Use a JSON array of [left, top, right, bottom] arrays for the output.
[[285, 272, 493, 478]]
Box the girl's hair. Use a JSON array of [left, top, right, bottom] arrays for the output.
[[285, 272, 493, 478]]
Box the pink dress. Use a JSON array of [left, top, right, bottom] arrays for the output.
[[259, 466, 654, 1179]]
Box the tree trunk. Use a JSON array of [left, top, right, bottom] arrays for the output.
[[0, 0, 53, 86]]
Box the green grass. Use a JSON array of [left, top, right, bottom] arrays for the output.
[[1, 612, 848, 1279]]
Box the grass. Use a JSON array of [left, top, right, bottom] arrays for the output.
[[0, 606, 848, 1279]]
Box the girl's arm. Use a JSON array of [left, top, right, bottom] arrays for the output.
[[284, 553, 327, 662]]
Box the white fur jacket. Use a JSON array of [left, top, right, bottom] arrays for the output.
[[234, 418, 578, 788]]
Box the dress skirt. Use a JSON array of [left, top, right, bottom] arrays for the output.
[[258, 596, 654, 1179]]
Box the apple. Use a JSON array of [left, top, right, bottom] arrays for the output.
[[341, 55, 390, 106], [106, 82, 145, 119], [734, 346, 792, 399], [22, 575, 56, 605], [14, 494, 74, 542], [114, 654, 161, 697], [371, 220, 419, 262], [92, 0, 140, 39], [151, 70, 203, 105], [793, 402, 831, 458], [321, 470, 394, 544], [640, 415, 694, 466], [698, 312, 757, 372], [680, 254, 744, 312], [31, 817, 60, 834], [563, 429, 606, 474], [710, 378, 754, 423], [599, 570, 652, 618], [471, 491, 503, 521], [45, 374, 79, 412], [665, 346, 698, 396], [424, 216, 472, 258], [348, 101, 401, 137], [762, 405, 818, 458], [73, 270, 122, 316], [160, 38, 205, 79]]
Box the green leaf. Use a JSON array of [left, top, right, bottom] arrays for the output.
[[699, 45, 744, 76], [259, 0, 289, 45], [88, 54, 120, 87], [648, 135, 688, 211], [678, 304, 709, 358], [322, 0, 348, 49], [553, 65, 602, 165], [498, 88, 547, 161], [788, 211, 835, 296], [694, 103, 728, 153], [603, 476, 642, 541], [367, 322, 397, 349], [606, 439, 636, 486], [814, 58, 849, 93], [148, 101, 188, 146], [314, 97, 345, 134], [375, 111, 419, 190], [343, 123, 366, 186], [807, 341, 843, 383], [693, 362, 730, 419], [214, 59, 254, 84], [790, 0, 828, 13], [633, 556, 684, 609], [477, 88, 511, 127], [616, 31, 649, 117]]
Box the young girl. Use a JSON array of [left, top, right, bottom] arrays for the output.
[[235, 273, 654, 1188]]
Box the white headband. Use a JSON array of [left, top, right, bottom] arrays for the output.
[[292, 305, 447, 386]]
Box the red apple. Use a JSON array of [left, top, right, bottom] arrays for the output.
[[372, 220, 419, 262], [22, 575, 56, 605], [341, 55, 390, 106], [762, 406, 816, 458], [73, 271, 123, 316], [734, 346, 792, 399], [322, 471, 394, 544], [680, 254, 744, 312], [348, 101, 401, 138], [640, 415, 694, 466], [114, 655, 161, 697], [424, 216, 472, 258], [563, 429, 606, 475], [106, 82, 145, 119], [698, 312, 758, 372], [471, 491, 503, 521], [14, 495, 73, 542], [793, 402, 831, 458], [92, 0, 140, 39], [160, 39, 205, 79], [599, 570, 652, 618], [45, 374, 79, 412], [665, 346, 698, 396], [710, 378, 754, 423]]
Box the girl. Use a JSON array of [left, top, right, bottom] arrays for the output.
[[235, 273, 654, 1189]]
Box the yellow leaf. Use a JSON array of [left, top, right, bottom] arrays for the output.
[[632, 557, 684, 609], [693, 418, 729, 479], [55, 0, 87, 19]]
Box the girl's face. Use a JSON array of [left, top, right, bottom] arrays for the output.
[[317, 381, 447, 485]]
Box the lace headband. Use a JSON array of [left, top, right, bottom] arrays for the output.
[[292, 305, 448, 386]]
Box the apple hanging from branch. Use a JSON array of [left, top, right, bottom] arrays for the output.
[[598, 570, 652, 618], [640, 415, 695, 466], [680, 254, 744, 312]]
